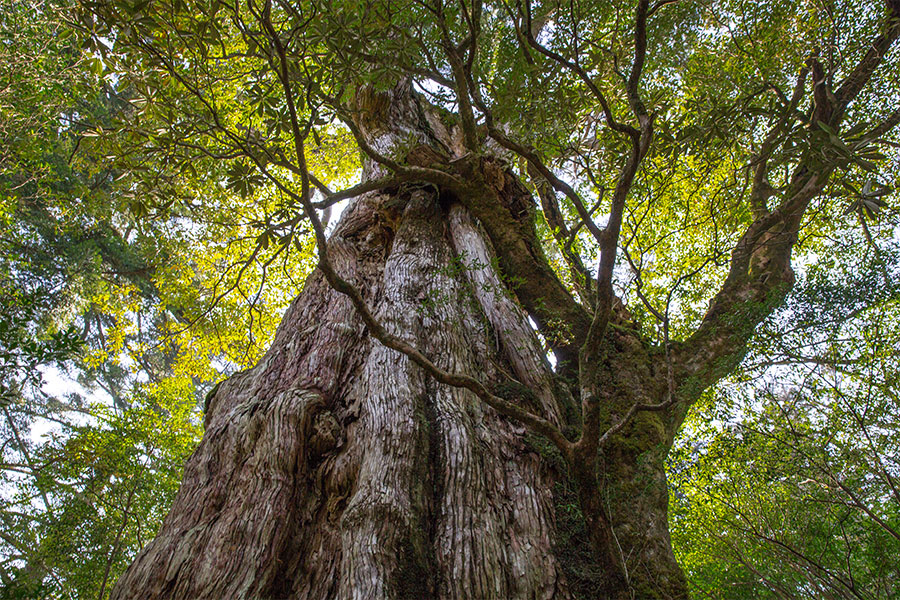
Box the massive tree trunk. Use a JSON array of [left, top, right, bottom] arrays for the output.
[[111, 83, 687, 600]]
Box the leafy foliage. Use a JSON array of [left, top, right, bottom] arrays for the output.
[[0, 0, 320, 594], [1, 378, 202, 600], [671, 236, 900, 599], [1, 0, 899, 595]]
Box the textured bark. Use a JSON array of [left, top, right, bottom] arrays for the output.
[[112, 186, 574, 600], [111, 84, 689, 600]]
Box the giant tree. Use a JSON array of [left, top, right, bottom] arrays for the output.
[[71, 0, 900, 597]]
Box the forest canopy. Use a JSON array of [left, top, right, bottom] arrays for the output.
[[1, 0, 898, 598]]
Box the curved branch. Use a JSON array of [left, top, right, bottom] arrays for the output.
[[670, 9, 900, 417], [832, 13, 900, 121], [520, 0, 638, 138]]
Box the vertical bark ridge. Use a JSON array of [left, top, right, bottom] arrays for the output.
[[447, 204, 569, 425], [416, 196, 513, 599], [446, 202, 569, 599], [336, 190, 436, 599], [374, 187, 567, 598]]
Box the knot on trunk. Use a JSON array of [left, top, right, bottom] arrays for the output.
[[308, 409, 341, 459]]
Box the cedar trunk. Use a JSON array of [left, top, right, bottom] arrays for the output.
[[111, 84, 688, 600]]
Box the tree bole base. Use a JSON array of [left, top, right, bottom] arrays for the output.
[[111, 186, 687, 599], [112, 189, 573, 599]]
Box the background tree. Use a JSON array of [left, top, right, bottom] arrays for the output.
[[5, 0, 899, 597], [670, 231, 900, 599]]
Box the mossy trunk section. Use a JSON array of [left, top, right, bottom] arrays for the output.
[[600, 433, 687, 598]]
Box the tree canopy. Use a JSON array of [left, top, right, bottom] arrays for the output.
[[1, 0, 899, 597]]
